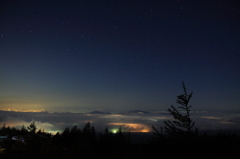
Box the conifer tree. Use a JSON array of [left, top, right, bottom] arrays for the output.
[[164, 82, 196, 138], [27, 121, 37, 134], [20, 125, 28, 135]]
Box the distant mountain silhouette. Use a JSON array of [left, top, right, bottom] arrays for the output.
[[126, 110, 149, 114], [88, 111, 111, 114]]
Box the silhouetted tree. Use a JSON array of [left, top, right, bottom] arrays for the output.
[[37, 128, 44, 135], [20, 125, 28, 135], [27, 121, 37, 134], [83, 122, 91, 133], [114, 126, 127, 145], [52, 132, 61, 145], [164, 82, 197, 138], [152, 126, 164, 140], [83, 122, 96, 143], [103, 127, 113, 139], [61, 127, 70, 146]]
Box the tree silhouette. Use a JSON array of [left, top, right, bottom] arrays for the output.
[[164, 82, 196, 138], [152, 125, 164, 140], [20, 125, 28, 135], [83, 122, 96, 143], [27, 121, 37, 134]]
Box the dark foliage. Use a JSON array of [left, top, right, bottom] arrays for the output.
[[0, 122, 240, 158]]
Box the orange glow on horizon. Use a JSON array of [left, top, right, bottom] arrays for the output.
[[109, 114, 122, 117], [109, 123, 151, 132], [202, 116, 221, 120], [0, 108, 46, 112]]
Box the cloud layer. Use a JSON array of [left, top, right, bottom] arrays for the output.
[[1, 110, 240, 134]]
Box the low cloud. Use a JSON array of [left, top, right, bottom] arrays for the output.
[[0, 111, 240, 134]]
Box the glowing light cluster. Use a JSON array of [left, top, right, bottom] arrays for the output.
[[0, 108, 46, 112], [109, 123, 151, 132], [110, 128, 119, 133]]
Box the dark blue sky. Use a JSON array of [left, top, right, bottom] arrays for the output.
[[1, 0, 240, 113]]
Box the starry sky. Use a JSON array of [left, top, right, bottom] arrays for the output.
[[1, 0, 240, 115]]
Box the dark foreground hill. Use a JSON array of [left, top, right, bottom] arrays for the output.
[[1, 131, 240, 159]]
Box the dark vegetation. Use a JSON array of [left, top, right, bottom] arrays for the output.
[[1, 82, 240, 158]]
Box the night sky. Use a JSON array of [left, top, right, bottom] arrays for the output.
[[0, 1, 240, 132]]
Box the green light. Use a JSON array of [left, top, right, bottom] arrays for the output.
[[110, 129, 118, 133]]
